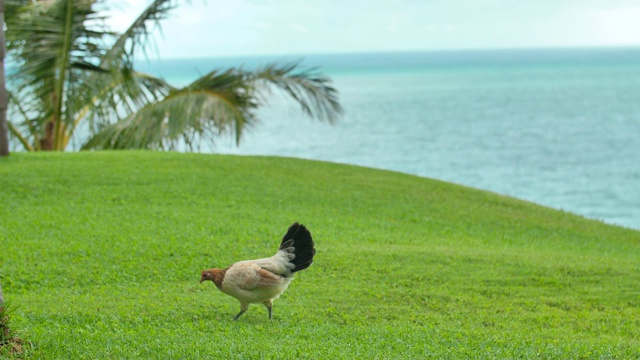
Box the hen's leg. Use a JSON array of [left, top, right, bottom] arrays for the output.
[[233, 303, 249, 321]]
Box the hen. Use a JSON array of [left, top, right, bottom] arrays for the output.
[[200, 222, 315, 320]]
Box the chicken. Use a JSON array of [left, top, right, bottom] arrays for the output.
[[200, 222, 315, 320]]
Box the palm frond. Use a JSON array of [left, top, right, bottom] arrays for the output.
[[83, 69, 256, 150], [67, 70, 174, 147], [7, 0, 110, 89], [6, 91, 44, 150], [7, 121, 35, 152], [104, 0, 180, 66], [251, 62, 343, 124]]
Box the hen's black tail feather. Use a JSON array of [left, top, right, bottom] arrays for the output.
[[280, 222, 315, 273]]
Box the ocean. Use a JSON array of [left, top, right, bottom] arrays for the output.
[[137, 48, 640, 230]]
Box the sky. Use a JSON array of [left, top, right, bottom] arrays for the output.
[[108, 0, 640, 59]]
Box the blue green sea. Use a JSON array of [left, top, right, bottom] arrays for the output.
[[137, 48, 640, 230]]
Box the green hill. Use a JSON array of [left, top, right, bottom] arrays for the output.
[[1, 151, 638, 358]]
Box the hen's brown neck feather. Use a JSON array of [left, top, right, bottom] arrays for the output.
[[209, 268, 227, 290]]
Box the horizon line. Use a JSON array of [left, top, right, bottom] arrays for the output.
[[140, 45, 640, 62]]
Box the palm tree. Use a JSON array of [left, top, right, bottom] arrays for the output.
[[0, 0, 9, 156], [5, 0, 341, 151]]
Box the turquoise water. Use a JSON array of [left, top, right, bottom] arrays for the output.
[[137, 48, 640, 230]]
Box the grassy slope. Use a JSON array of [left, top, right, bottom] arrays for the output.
[[1, 151, 639, 359]]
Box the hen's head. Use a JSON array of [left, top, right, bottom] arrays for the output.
[[200, 270, 214, 284]]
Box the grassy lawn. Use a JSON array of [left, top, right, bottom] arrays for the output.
[[1, 151, 639, 359]]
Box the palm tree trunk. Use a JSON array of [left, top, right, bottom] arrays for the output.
[[0, 0, 10, 157], [40, 121, 55, 151]]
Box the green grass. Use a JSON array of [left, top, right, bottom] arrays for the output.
[[1, 151, 639, 359]]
